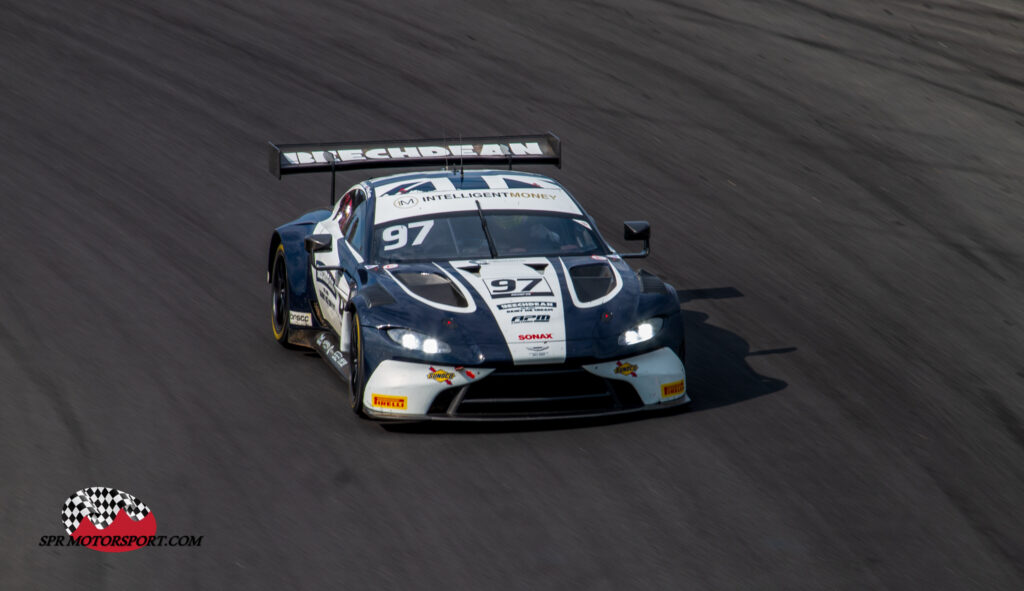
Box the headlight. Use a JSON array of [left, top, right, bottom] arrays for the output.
[[618, 317, 663, 346], [386, 328, 452, 354]]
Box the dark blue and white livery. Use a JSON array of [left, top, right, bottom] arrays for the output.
[[266, 133, 688, 420]]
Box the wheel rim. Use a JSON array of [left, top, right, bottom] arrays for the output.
[[272, 257, 287, 336]]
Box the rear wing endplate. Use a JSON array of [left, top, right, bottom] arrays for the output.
[[268, 133, 561, 178]]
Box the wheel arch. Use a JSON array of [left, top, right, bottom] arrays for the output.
[[267, 231, 283, 282], [268, 222, 322, 319]]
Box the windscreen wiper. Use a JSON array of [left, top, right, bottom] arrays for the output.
[[475, 200, 498, 258]]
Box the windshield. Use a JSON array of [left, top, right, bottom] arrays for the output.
[[372, 212, 606, 263]]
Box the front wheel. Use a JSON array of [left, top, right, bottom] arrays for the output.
[[348, 310, 366, 416]]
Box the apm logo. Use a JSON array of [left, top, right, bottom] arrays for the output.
[[60, 487, 157, 553]]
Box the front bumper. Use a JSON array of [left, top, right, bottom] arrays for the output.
[[361, 346, 688, 420]]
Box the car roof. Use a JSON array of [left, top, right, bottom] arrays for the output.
[[367, 169, 586, 225]]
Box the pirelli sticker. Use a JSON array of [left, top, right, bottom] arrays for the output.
[[661, 379, 685, 399], [371, 394, 408, 410]]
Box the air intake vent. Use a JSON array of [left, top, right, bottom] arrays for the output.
[[393, 272, 468, 307], [637, 270, 668, 294], [569, 263, 617, 302]]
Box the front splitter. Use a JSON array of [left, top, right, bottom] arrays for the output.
[[363, 393, 691, 422]]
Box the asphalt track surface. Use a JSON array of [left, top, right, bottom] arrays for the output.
[[2, 0, 1023, 588]]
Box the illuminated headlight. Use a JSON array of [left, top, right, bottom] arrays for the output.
[[618, 318, 663, 346], [386, 328, 451, 354]]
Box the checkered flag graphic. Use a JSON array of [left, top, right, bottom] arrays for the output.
[[61, 487, 151, 535]]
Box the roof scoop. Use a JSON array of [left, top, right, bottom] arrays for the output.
[[525, 262, 548, 272]]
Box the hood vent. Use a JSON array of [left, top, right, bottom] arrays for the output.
[[393, 272, 469, 308], [569, 263, 617, 303]]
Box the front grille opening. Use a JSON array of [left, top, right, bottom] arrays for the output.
[[427, 389, 458, 415], [429, 368, 643, 417]]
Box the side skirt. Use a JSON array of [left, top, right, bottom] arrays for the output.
[[286, 327, 321, 349], [311, 330, 353, 382]]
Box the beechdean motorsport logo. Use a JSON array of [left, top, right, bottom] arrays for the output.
[[39, 486, 201, 552]]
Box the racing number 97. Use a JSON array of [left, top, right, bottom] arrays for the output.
[[491, 278, 541, 293], [382, 220, 434, 251], [487, 277, 552, 298]]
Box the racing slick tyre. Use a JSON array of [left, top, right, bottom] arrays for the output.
[[270, 245, 298, 349], [348, 310, 366, 417]]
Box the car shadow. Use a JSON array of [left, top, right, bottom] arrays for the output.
[[676, 287, 791, 413], [382, 287, 791, 434]]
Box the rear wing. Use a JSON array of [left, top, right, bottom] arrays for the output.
[[268, 133, 561, 178]]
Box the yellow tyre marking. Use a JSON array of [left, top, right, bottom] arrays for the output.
[[353, 313, 363, 408]]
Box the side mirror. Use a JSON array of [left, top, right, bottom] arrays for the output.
[[624, 221, 650, 241], [304, 234, 333, 254], [620, 221, 650, 258]]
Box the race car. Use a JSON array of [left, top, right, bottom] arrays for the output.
[[266, 133, 688, 420]]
